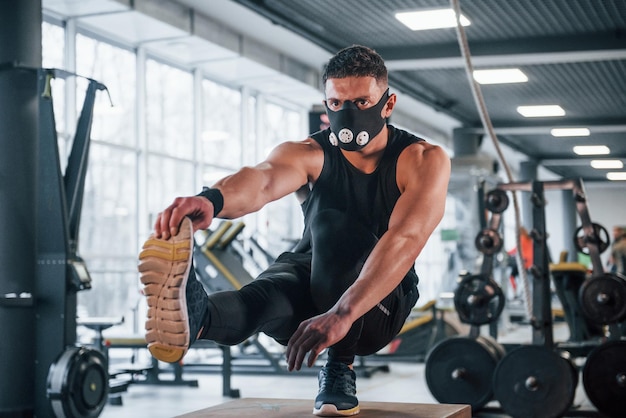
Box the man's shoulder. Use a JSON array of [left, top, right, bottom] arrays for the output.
[[388, 124, 422, 141], [396, 138, 450, 176]]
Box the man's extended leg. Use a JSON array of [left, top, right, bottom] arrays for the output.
[[139, 219, 316, 362]]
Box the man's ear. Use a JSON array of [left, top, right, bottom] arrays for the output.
[[383, 93, 397, 118]]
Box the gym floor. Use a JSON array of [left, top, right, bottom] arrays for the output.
[[98, 321, 603, 418]]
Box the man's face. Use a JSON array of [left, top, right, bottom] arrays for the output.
[[324, 76, 388, 114]]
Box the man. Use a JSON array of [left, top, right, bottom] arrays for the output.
[[609, 225, 626, 275], [139, 45, 450, 416]]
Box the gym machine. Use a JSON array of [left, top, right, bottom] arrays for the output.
[[424, 181, 506, 412], [36, 67, 110, 418], [425, 178, 626, 418]]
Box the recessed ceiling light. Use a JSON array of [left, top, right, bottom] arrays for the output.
[[551, 128, 590, 137], [607, 172, 626, 181], [573, 145, 610, 155], [395, 9, 470, 31], [517, 105, 565, 117], [591, 160, 623, 169], [473, 69, 528, 85]]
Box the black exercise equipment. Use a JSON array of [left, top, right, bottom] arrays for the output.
[[574, 222, 610, 255], [579, 273, 626, 325], [426, 181, 507, 412], [453, 274, 504, 326], [489, 180, 582, 418], [35, 67, 110, 418], [552, 182, 626, 417], [484, 188, 509, 214], [492, 345, 578, 418], [550, 252, 603, 342], [425, 335, 504, 411], [582, 340, 626, 418], [474, 228, 503, 255], [47, 346, 109, 418], [427, 178, 621, 417]]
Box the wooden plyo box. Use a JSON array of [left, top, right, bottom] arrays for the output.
[[176, 398, 471, 418]]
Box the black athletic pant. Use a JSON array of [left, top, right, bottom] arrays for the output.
[[199, 209, 419, 365]]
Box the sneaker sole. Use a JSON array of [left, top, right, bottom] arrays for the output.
[[313, 404, 360, 417], [138, 217, 194, 363]]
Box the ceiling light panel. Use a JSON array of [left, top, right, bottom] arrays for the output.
[[590, 160, 624, 169], [551, 128, 590, 137], [607, 172, 626, 181], [473, 69, 528, 85], [517, 105, 565, 117], [573, 145, 610, 155], [395, 9, 470, 31]]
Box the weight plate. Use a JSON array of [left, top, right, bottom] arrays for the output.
[[583, 340, 626, 418], [579, 274, 626, 324], [480, 334, 506, 360], [454, 274, 505, 325], [425, 336, 499, 411], [493, 345, 578, 418], [485, 189, 509, 214], [574, 223, 610, 255], [47, 346, 108, 418], [474, 228, 503, 255]]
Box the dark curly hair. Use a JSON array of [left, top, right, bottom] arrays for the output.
[[322, 45, 388, 86]]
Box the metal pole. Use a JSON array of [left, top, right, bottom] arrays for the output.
[[0, 0, 42, 415], [519, 160, 538, 229]]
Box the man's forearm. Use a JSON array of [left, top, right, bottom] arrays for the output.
[[332, 231, 424, 323]]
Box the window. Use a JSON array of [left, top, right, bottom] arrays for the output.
[[74, 34, 138, 322], [256, 102, 304, 250], [76, 34, 136, 147], [146, 155, 195, 224], [42, 20, 64, 69], [201, 79, 242, 168], [145, 59, 193, 158]]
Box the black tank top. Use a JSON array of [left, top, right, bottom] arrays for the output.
[[293, 124, 424, 253]]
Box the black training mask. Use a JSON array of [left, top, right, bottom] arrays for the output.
[[325, 89, 389, 151]]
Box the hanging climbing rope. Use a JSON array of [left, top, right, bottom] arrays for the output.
[[450, 0, 532, 319]]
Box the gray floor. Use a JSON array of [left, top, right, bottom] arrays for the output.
[[98, 321, 607, 418]]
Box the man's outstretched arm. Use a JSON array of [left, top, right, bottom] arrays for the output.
[[154, 139, 321, 239]]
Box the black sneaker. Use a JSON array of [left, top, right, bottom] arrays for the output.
[[138, 217, 208, 363], [314, 361, 360, 416]]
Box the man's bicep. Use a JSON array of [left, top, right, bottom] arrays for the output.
[[258, 140, 320, 201], [390, 146, 450, 237]]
